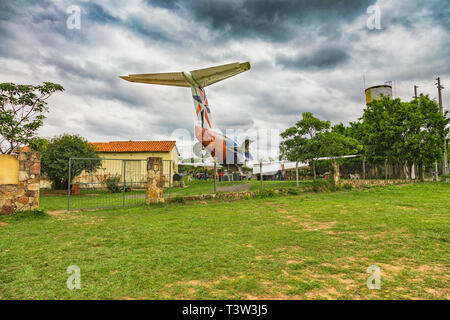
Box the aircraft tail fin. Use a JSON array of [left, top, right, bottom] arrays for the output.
[[120, 62, 250, 88], [121, 62, 251, 131], [191, 86, 214, 130]]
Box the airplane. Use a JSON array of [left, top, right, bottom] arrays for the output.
[[120, 62, 252, 167]]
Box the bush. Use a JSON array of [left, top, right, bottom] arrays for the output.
[[287, 188, 302, 195], [312, 180, 329, 193], [330, 184, 342, 192], [440, 174, 450, 182], [258, 189, 276, 198], [106, 176, 120, 193], [173, 196, 186, 204], [343, 183, 354, 190]]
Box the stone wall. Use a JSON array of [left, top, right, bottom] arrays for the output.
[[0, 152, 41, 215]]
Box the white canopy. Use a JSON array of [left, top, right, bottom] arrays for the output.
[[252, 155, 358, 175]]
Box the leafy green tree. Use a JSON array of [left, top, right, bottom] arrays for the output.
[[0, 82, 64, 154], [361, 95, 449, 181], [41, 134, 101, 190], [402, 95, 449, 181], [280, 112, 330, 180], [361, 97, 406, 165], [345, 121, 370, 178], [313, 127, 361, 184], [29, 137, 50, 152]]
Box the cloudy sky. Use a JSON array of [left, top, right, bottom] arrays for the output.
[[1, 0, 449, 158]]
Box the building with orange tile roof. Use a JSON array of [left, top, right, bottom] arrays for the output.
[[90, 140, 179, 179]]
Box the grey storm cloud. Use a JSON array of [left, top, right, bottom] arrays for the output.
[[148, 0, 376, 41], [1, 0, 450, 157], [276, 46, 350, 70]]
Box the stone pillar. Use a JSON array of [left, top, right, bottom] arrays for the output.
[[0, 152, 41, 215], [146, 157, 165, 204]]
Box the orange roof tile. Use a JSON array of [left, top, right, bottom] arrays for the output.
[[90, 141, 176, 153]]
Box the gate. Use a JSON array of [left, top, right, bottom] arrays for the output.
[[68, 158, 172, 210]]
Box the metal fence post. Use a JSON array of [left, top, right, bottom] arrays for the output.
[[214, 161, 217, 194], [123, 160, 126, 207], [68, 158, 71, 211], [260, 160, 263, 190]]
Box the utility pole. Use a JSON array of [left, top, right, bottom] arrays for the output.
[[436, 77, 448, 175], [413, 85, 419, 99]]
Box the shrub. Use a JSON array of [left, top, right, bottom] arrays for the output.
[[287, 188, 302, 195], [258, 189, 276, 198], [106, 176, 120, 193], [173, 196, 186, 204], [343, 183, 354, 190], [440, 174, 450, 182], [312, 180, 329, 193]]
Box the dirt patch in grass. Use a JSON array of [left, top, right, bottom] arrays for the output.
[[305, 287, 340, 299], [244, 293, 303, 300], [424, 288, 450, 299], [47, 210, 84, 221], [0, 222, 8, 227], [217, 184, 252, 192], [283, 216, 337, 232], [73, 218, 105, 226], [396, 206, 420, 211], [285, 260, 297, 265], [415, 264, 448, 274], [265, 202, 283, 207], [47, 210, 69, 215]]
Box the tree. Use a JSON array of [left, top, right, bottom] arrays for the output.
[[345, 121, 368, 178], [29, 137, 50, 153], [41, 134, 101, 190], [313, 127, 361, 184], [361, 97, 406, 165], [360, 95, 449, 181], [280, 112, 330, 181], [0, 82, 64, 154], [402, 95, 449, 181]]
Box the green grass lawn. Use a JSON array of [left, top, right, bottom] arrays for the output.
[[39, 180, 314, 211], [165, 179, 313, 197], [0, 183, 449, 299]]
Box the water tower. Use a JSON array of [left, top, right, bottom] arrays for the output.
[[365, 85, 393, 105]]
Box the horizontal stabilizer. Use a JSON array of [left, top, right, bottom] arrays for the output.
[[120, 72, 189, 87], [120, 62, 250, 87]]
